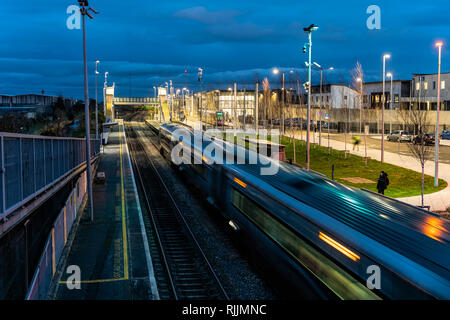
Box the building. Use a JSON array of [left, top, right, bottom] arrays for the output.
[[412, 73, 450, 110], [361, 80, 411, 110], [310, 84, 360, 109]]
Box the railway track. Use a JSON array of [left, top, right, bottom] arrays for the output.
[[124, 123, 229, 300]]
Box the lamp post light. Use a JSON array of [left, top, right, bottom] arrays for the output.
[[198, 68, 203, 129], [435, 41, 443, 187], [381, 53, 391, 163], [357, 77, 363, 134], [104, 71, 108, 116], [273, 68, 286, 134], [303, 24, 318, 170], [311, 63, 333, 146], [387, 72, 393, 134], [79, 0, 98, 222], [95, 60, 100, 140]]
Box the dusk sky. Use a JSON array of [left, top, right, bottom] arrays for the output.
[[1, 0, 449, 99]]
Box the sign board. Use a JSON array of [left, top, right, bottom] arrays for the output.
[[216, 111, 224, 125], [325, 113, 329, 120]]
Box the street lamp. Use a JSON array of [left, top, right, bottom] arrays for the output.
[[310, 63, 333, 146], [104, 71, 108, 116], [198, 68, 203, 129], [303, 24, 318, 170], [273, 68, 285, 134], [381, 53, 391, 163], [95, 60, 100, 140], [386, 72, 393, 134], [435, 41, 443, 187], [79, 0, 98, 222]]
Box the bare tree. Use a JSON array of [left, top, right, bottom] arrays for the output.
[[399, 108, 434, 207], [262, 77, 271, 129]]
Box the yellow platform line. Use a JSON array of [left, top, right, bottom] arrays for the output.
[[60, 277, 127, 284], [119, 125, 130, 280]]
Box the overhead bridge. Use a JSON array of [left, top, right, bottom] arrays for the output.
[[113, 97, 160, 107]]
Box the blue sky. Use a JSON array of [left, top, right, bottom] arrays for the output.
[[0, 0, 449, 99]]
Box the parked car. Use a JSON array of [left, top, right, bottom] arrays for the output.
[[440, 130, 450, 140], [387, 130, 413, 142], [413, 133, 435, 145]]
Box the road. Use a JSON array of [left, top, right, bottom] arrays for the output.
[[316, 133, 450, 165]]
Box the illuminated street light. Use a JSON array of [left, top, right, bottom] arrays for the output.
[[311, 63, 334, 147], [386, 72, 393, 134], [435, 41, 443, 187], [95, 60, 100, 140], [78, 0, 98, 222], [303, 24, 319, 170], [272, 68, 286, 133], [381, 53, 391, 163]]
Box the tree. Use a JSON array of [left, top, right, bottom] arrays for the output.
[[399, 107, 434, 207]]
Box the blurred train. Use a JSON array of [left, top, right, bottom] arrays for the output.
[[155, 122, 450, 300]]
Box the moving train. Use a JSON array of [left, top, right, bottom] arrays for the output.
[[156, 122, 450, 300]]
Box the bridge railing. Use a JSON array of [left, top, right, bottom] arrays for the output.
[[0, 132, 100, 218], [113, 97, 160, 104]]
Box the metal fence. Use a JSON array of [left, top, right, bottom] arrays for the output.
[[0, 132, 100, 218], [26, 170, 88, 300]]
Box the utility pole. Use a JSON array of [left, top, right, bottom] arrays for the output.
[[79, 0, 98, 222], [303, 24, 318, 170], [435, 41, 443, 187], [198, 68, 203, 130], [381, 54, 390, 163], [255, 82, 259, 135], [95, 60, 99, 140]]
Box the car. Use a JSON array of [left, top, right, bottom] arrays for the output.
[[413, 133, 435, 145], [387, 130, 413, 142], [440, 130, 450, 140]]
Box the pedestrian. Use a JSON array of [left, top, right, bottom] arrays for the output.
[[352, 135, 361, 151], [377, 171, 389, 195]]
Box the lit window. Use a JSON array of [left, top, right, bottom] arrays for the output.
[[424, 82, 428, 90], [416, 82, 420, 91], [442, 81, 446, 90]]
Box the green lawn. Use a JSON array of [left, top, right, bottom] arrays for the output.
[[279, 136, 447, 198], [206, 131, 447, 198]]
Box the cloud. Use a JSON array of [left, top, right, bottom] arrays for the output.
[[173, 6, 241, 24]]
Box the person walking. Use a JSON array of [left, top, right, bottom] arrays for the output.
[[352, 135, 361, 151], [377, 171, 389, 195]]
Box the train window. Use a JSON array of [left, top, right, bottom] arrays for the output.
[[231, 188, 379, 300]]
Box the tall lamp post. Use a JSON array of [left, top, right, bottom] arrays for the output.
[[381, 54, 390, 163], [79, 0, 98, 222], [357, 77, 363, 134], [311, 63, 333, 146], [95, 60, 100, 140], [387, 72, 393, 134], [435, 41, 443, 187], [303, 24, 319, 170], [198, 68, 203, 129], [103, 71, 108, 116], [272, 68, 285, 134]]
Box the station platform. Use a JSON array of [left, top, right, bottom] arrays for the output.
[[50, 123, 158, 300]]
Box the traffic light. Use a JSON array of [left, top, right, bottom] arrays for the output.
[[303, 81, 310, 93]]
